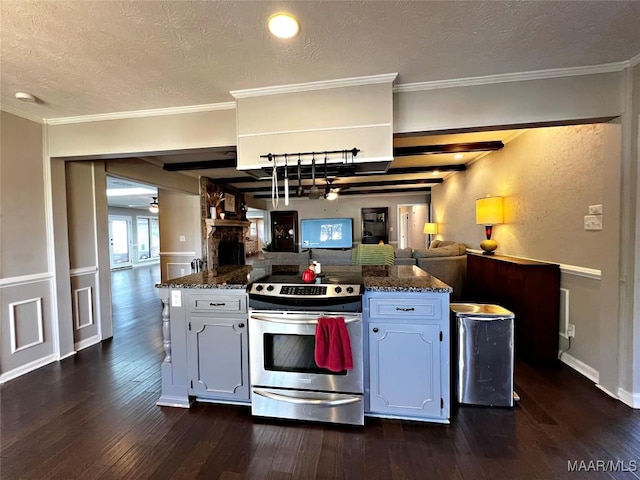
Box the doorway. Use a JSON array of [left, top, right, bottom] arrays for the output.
[[397, 204, 428, 249], [108, 215, 133, 269]]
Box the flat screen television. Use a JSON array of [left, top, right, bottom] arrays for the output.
[[300, 218, 353, 249]]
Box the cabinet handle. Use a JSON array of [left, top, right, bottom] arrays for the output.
[[395, 307, 415, 312], [238, 323, 245, 328], [372, 327, 379, 333], [209, 302, 226, 306]]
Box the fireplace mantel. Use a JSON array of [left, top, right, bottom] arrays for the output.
[[205, 219, 251, 237]]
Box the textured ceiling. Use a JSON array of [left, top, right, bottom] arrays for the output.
[[2, 0, 640, 120]]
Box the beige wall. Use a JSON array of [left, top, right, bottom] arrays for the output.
[[394, 72, 623, 134], [66, 162, 98, 270], [432, 124, 608, 268], [0, 112, 48, 277], [0, 112, 58, 380], [48, 109, 237, 158], [626, 63, 640, 398], [158, 188, 201, 281], [432, 123, 622, 388]]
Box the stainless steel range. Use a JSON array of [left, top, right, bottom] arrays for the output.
[[248, 270, 364, 426]]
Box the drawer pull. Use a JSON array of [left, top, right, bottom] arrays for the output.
[[396, 307, 415, 312], [238, 323, 245, 328], [209, 302, 226, 306], [372, 327, 379, 333]]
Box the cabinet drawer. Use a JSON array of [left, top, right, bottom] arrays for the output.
[[368, 297, 442, 320], [189, 293, 247, 313]]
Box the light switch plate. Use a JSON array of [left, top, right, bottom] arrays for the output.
[[171, 290, 182, 307], [179, 235, 186, 242], [584, 215, 603, 231]]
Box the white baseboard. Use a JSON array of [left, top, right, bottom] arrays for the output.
[[560, 353, 640, 408], [595, 383, 618, 400], [617, 388, 640, 409], [0, 353, 58, 384], [75, 335, 101, 351], [559, 352, 600, 383]]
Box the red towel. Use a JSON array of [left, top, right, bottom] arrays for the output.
[[314, 317, 353, 372]]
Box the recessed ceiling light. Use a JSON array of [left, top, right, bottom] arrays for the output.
[[432, 170, 440, 176], [268, 13, 300, 39], [454, 153, 464, 160], [15, 91, 38, 103]]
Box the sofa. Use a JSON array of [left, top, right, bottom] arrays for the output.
[[408, 240, 468, 300]]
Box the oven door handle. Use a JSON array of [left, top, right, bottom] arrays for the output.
[[253, 388, 362, 406], [249, 313, 361, 325]]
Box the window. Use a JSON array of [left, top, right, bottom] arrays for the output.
[[136, 216, 159, 262]]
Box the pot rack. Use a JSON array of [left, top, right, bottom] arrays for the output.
[[262, 148, 360, 206], [260, 147, 360, 163]]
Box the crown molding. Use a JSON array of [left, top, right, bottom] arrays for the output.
[[630, 52, 640, 67], [45, 102, 236, 126], [394, 62, 629, 93], [230, 73, 398, 99], [0, 106, 45, 124]]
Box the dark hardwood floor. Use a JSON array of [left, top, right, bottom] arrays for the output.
[[2, 263, 639, 479]]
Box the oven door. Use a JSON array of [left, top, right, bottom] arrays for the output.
[[249, 310, 363, 395]]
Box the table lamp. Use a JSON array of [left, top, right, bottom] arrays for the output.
[[423, 222, 438, 245], [476, 196, 503, 255]]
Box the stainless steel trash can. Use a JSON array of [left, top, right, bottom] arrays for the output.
[[451, 303, 516, 407]]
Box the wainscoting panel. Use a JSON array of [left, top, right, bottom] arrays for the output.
[[74, 287, 94, 330], [0, 277, 56, 382], [70, 271, 101, 350], [9, 297, 44, 354]]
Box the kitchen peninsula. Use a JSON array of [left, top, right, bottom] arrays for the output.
[[156, 264, 452, 424]]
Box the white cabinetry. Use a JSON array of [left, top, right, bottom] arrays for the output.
[[364, 291, 450, 423]]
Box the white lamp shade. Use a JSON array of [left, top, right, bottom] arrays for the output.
[[476, 196, 503, 225], [423, 222, 438, 234]]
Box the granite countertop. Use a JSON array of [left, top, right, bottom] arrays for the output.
[[157, 264, 452, 293]]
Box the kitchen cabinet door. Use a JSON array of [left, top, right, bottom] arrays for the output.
[[368, 322, 442, 419], [187, 316, 250, 402]]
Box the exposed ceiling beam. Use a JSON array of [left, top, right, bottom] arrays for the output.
[[387, 164, 466, 174], [223, 165, 463, 186], [161, 157, 470, 174], [393, 141, 504, 156], [241, 177, 443, 193], [253, 185, 431, 199], [163, 159, 237, 171]]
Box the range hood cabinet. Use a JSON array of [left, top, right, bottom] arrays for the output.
[[232, 74, 397, 172]]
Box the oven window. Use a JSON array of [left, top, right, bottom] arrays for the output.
[[264, 334, 347, 375]]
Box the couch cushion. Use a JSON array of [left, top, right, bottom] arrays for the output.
[[311, 248, 353, 265], [262, 251, 310, 264], [413, 243, 467, 258], [429, 239, 457, 249], [394, 247, 413, 258]]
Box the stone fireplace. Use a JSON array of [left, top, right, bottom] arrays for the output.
[[205, 219, 250, 269]]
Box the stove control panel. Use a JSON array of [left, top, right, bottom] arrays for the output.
[[248, 283, 362, 298]]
